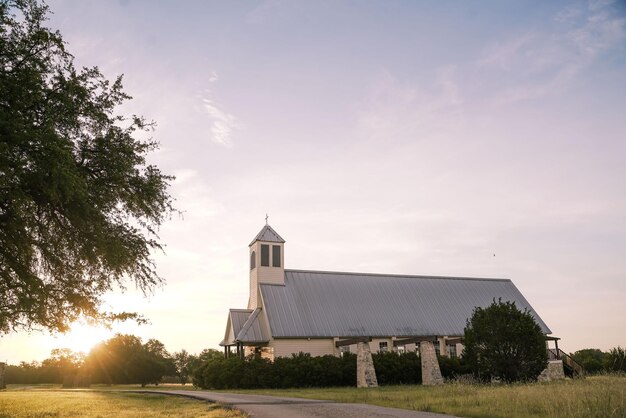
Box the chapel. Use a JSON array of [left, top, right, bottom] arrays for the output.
[[220, 224, 571, 385]]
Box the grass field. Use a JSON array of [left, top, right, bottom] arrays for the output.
[[231, 375, 626, 418], [0, 389, 243, 418], [3, 375, 624, 417]]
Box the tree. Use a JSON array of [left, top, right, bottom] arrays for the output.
[[173, 349, 195, 385], [197, 348, 224, 362], [463, 299, 548, 382], [143, 338, 176, 384], [605, 346, 626, 373], [188, 348, 224, 384], [3, 347, 85, 384], [85, 334, 174, 386], [0, 0, 173, 334], [572, 348, 608, 374]]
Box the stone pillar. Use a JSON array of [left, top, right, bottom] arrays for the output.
[[538, 360, 565, 381], [0, 362, 6, 389], [420, 341, 444, 385], [356, 341, 378, 388]]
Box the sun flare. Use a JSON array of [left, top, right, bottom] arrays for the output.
[[46, 323, 113, 354]]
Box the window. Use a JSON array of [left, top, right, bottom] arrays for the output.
[[272, 245, 281, 267], [397, 345, 406, 354], [261, 245, 269, 266], [379, 342, 388, 352], [434, 340, 440, 356], [447, 343, 457, 358], [250, 251, 256, 270]]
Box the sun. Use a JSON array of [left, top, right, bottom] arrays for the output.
[[46, 322, 113, 354]]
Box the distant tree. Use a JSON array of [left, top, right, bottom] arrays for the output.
[[43, 348, 88, 387], [173, 349, 195, 385], [605, 346, 626, 373], [0, 0, 173, 334], [85, 334, 174, 386], [197, 348, 224, 362], [4, 361, 40, 384], [463, 299, 548, 382], [143, 338, 176, 384], [4, 347, 85, 384], [572, 349, 608, 374]]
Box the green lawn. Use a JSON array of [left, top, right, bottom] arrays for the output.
[[229, 375, 626, 418], [0, 389, 243, 418]]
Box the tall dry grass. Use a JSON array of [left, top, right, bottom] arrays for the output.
[[236, 375, 626, 418]]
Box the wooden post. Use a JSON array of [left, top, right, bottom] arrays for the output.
[[0, 362, 5, 389]]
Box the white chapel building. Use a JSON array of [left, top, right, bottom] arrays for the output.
[[220, 224, 556, 365]]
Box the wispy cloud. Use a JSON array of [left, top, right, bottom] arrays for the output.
[[357, 0, 625, 138], [355, 67, 465, 143], [201, 73, 238, 147], [478, 0, 625, 104]]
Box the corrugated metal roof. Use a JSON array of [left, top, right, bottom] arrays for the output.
[[236, 308, 270, 343], [249, 224, 285, 246], [260, 270, 551, 338], [222, 308, 270, 345], [230, 309, 252, 335]]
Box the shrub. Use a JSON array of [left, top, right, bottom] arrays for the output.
[[193, 353, 358, 389], [194, 350, 429, 389], [372, 351, 421, 385], [437, 355, 471, 380], [463, 299, 548, 382]]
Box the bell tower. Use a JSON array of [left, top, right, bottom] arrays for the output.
[[248, 222, 285, 309]]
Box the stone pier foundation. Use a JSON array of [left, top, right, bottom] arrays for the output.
[[538, 360, 565, 381], [420, 341, 444, 385], [356, 342, 378, 388]]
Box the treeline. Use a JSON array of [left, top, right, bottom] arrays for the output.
[[572, 347, 626, 374], [5, 334, 223, 387], [192, 352, 470, 390], [7, 339, 625, 388]]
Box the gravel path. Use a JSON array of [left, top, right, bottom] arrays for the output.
[[141, 390, 459, 418]]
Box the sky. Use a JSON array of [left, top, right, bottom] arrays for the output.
[[1, 0, 625, 364]]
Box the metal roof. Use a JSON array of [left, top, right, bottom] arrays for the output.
[[221, 308, 270, 345], [236, 308, 269, 343], [249, 224, 285, 246], [260, 270, 551, 338], [231, 309, 252, 334]]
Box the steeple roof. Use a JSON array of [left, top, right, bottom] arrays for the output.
[[249, 224, 285, 246]]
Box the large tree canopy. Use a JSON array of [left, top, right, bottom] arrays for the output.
[[463, 299, 548, 382], [85, 334, 175, 386], [0, 0, 173, 333]]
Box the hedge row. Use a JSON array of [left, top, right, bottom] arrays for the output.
[[192, 351, 469, 389]]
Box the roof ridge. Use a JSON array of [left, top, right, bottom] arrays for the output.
[[236, 308, 262, 340], [284, 269, 510, 282]]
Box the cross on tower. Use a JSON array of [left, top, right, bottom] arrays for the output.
[[265, 213, 269, 225]]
